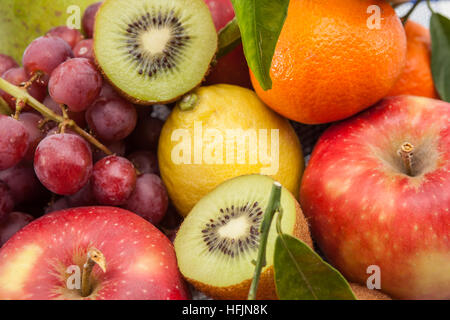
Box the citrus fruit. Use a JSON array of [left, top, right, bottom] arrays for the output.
[[250, 0, 407, 124], [158, 84, 304, 216], [387, 21, 438, 99]]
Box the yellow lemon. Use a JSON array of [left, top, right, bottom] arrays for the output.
[[158, 84, 304, 216]]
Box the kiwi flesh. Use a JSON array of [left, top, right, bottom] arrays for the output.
[[174, 174, 313, 300], [93, 0, 217, 104]]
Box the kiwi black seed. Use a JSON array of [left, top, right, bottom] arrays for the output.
[[174, 174, 313, 300], [123, 10, 191, 78], [201, 201, 263, 257], [94, 0, 218, 105]]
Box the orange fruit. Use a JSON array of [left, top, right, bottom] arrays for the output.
[[387, 21, 438, 99], [250, 0, 407, 124]]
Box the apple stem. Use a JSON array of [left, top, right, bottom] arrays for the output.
[[81, 248, 107, 297], [0, 77, 112, 156], [399, 142, 415, 176]]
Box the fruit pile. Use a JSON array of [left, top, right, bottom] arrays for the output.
[[0, 1, 183, 299], [0, 0, 448, 301], [0, 28, 169, 225]]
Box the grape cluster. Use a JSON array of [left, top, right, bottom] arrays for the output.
[[0, 2, 173, 246]]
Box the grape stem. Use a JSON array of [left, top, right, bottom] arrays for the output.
[[13, 99, 25, 120], [22, 71, 43, 89], [0, 77, 112, 156], [59, 104, 70, 133]]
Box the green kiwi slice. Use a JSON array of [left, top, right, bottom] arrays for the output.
[[93, 0, 218, 104], [174, 174, 312, 299]]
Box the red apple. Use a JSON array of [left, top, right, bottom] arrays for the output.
[[300, 96, 450, 300], [0, 206, 189, 300], [203, 0, 252, 88]]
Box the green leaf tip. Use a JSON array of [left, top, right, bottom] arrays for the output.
[[230, 0, 290, 91], [274, 233, 357, 300]]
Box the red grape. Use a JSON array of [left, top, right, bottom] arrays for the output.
[[43, 94, 60, 114], [45, 197, 70, 214], [0, 181, 14, 221], [48, 58, 102, 112], [73, 39, 94, 62], [165, 229, 178, 242], [46, 181, 96, 212], [159, 203, 183, 230], [18, 112, 45, 162], [71, 111, 87, 128], [0, 211, 33, 246], [34, 133, 93, 195], [0, 67, 46, 109], [66, 180, 96, 207], [0, 115, 29, 170], [46, 26, 84, 49], [97, 82, 122, 101], [43, 95, 87, 128], [124, 173, 168, 224], [0, 54, 19, 77], [49, 58, 102, 112], [93, 140, 126, 162], [82, 2, 102, 38], [0, 162, 45, 205], [86, 98, 137, 142], [129, 115, 164, 150], [92, 155, 136, 205], [45, 126, 78, 138], [22, 36, 73, 76], [127, 151, 159, 174]]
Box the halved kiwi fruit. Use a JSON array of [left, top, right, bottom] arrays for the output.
[[174, 174, 313, 300], [93, 0, 218, 104]]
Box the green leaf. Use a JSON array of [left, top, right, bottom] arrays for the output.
[[230, 0, 289, 90], [274, 234, 356, 300], [430, 13, 450, 102], [217, 18, 241, 59]]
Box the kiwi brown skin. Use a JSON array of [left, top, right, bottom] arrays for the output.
[[350, 283, 392, 300], [185, 201, 313, 300]]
